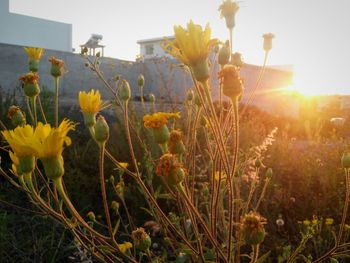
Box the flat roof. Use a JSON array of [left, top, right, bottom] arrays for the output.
[[137, 36, 175, 44]]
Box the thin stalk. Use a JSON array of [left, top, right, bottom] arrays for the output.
[[230, 98, 240, 263], [37, 95, 48, 124], [99, 143, 114, 239], [250, 245, 260, 263], [26, 97, 34, 123], [53, 177, 110, 241], [30, 96, 37, 126], [229, 28, 233, 55], [255, 178, 271, 211], [240, 51, 269, 117], [54, 77, 59, 127]]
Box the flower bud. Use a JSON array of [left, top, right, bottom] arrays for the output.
[[194, 94, 202, 107], [87, 211, 96, 221], [185, 219, 192, 233], [132, 227, 151, 251], [266, 168, 273, 178], [169, 167, 185, 185], [186, 89, 194, 102], [42, 155, 65, 180], [219, 0, 239, 29], [200, 116, 208, 127], [149, 93, 156, 103], [342, 153, 350, 169], [263, 33, 275, 52], [94, 116, 109, 144], [218, 65, 243, 100], [49, 57, 65, 77], [29, 59, 39, 72], [231, 52, 244, 68], [241, 212, 266, 245], [19, 72, 40, 98], [7, 106, 26, 127], [153, 124, 170, 145], [119, 79, 131, 101], [169, 130, 186, 155], [218, 41, 231, 66], [111, 201, 120, 211], [137, 74, 145, 88], [255, 159, 262, 168]]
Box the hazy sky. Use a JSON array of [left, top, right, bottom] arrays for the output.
[[11, 0, 350, 95]]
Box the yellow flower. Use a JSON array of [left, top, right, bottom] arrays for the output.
[[33, 119, 75, 159], [162, 20, 217, 81], [79, 89, 104, 115], [325, 218, 334, 225], [118, 241, 133, 253], [118, 162, 129, 169], [1, 125, 39, 158], [143, 112, 180, 129], [9, 151, 20, 176], [303, 220, 311, 226], [24, 47, 43, 60], [219, 0, 239, 18], [214, 171, 227, 182]]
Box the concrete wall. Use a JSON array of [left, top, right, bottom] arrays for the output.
[[0, 0, 72, 52], [0, 43, 295, 116]]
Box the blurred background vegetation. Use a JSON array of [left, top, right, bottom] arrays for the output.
[[1, 87, 350, 262]]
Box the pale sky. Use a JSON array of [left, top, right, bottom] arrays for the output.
[[11, 0, 350, 95]]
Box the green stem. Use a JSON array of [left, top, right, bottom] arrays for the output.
[[53, 177, 110, 241], [30, 96, 37, 126], [37, 95, 48, 124], [229, 28, 233, 55], [55, 77, 59, 127], [99, 143, 114, 239]]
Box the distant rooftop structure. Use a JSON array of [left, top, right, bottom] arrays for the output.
[[137, 36, 175, 60], [0, 0, 72, 52], [80, 34, 105, 56]]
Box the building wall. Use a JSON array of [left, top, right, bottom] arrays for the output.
[[0, 0, 72, 52], [139, 41, 172, 60]]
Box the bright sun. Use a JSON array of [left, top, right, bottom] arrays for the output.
[[286, 64, 350, 96]]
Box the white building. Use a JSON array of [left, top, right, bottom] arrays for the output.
[[137, 36, 175, 60], [0, 0, 72, 52]]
